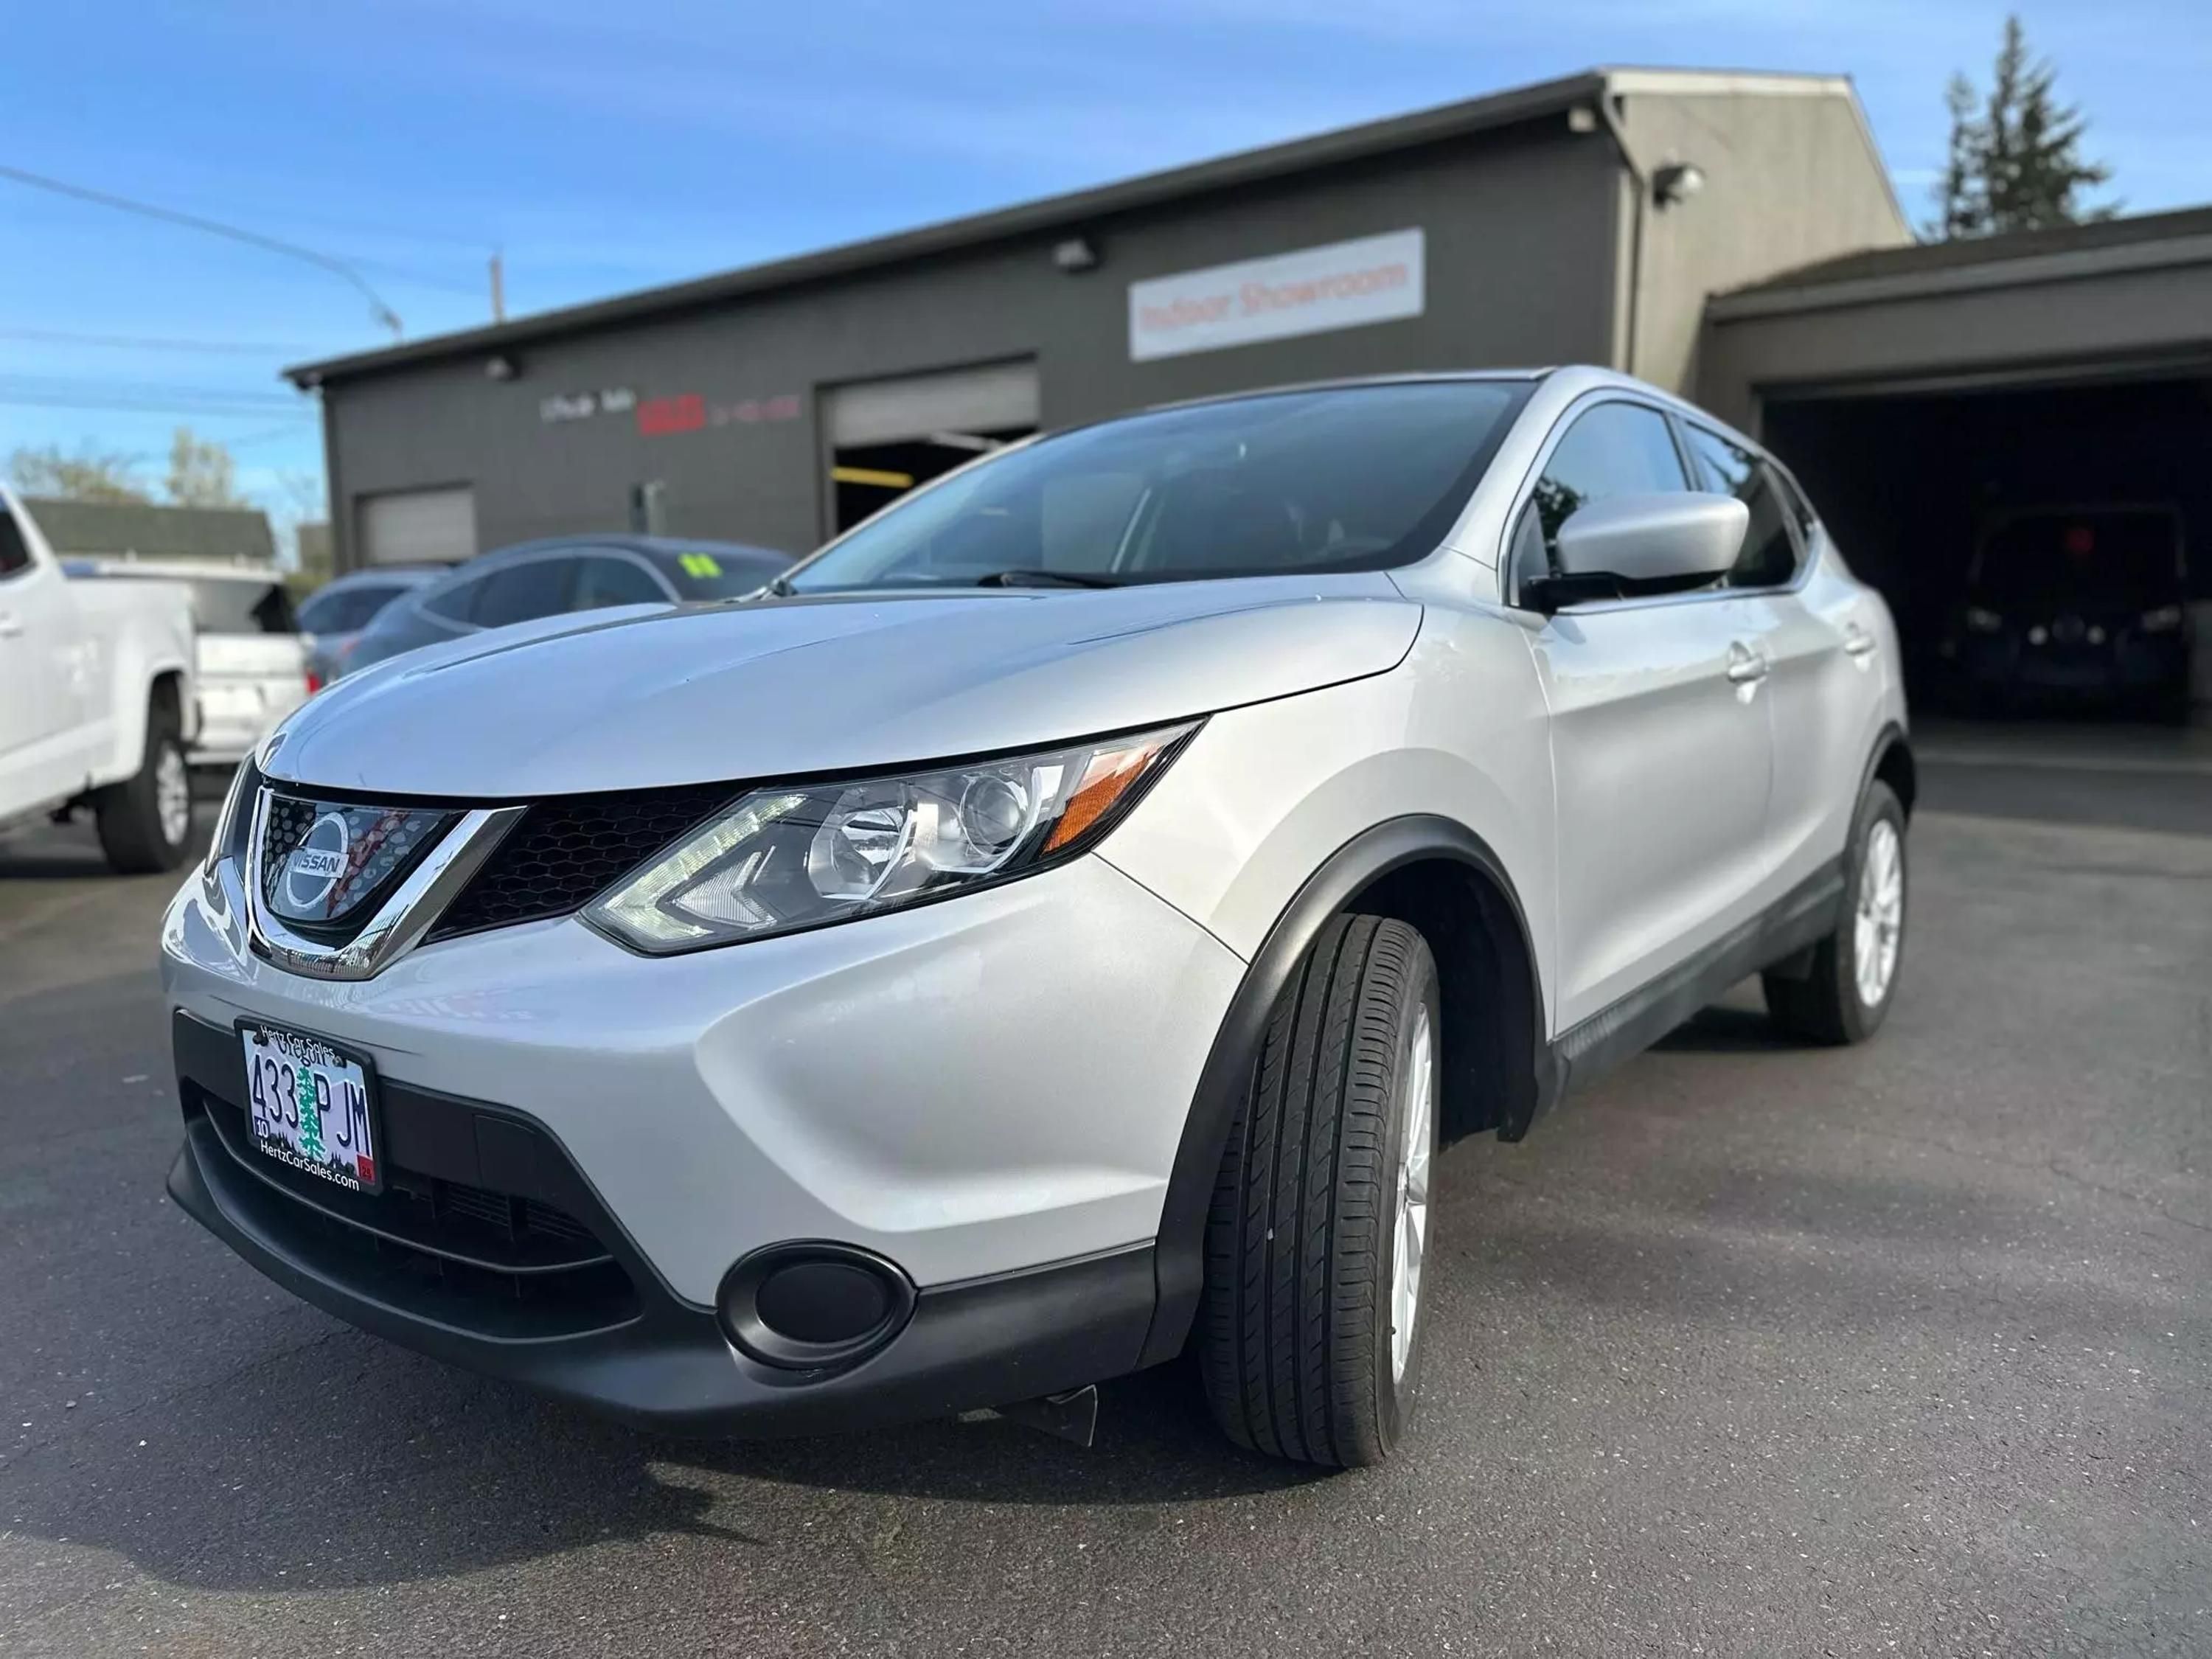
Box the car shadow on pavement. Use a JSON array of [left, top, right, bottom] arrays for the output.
[[1647, 999, 1795, 1054], [0, 1308, 1321, 1599]]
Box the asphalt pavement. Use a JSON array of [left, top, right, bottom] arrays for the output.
[[1, 752, 2206, 1658]]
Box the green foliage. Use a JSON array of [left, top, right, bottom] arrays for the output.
[[1930, 15, 2116, 240], [165, 425, 248, 508], [7, 442, 152, 503]]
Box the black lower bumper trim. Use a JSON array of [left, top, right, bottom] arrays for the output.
[[167, 1015, 1158, 1435]]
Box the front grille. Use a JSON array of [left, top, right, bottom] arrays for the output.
[[254, 789, 457, 943], [426, 782, 735, 942]]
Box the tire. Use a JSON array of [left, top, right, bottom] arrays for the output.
[[1197, 914, 1441, 1468], [94, 695, 193, 874], [1762, 779, 1906, 1045]]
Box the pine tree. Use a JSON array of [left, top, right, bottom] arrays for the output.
[[1928, 15, 2115, 240]]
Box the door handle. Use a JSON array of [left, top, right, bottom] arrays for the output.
[[1843, 624, 1877, 659], [1724, 642, 1769, 685]]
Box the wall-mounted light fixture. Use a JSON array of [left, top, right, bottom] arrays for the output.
[[484, 354, 519, 382], [1652, 161, 1706, 209], [1052, 237, 1099, 274]]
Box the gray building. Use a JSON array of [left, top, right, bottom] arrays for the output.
[[287, 67, 1907, 569], [288, 65, 2212, 717]]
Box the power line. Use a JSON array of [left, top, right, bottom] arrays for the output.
[[0, 327, 327, 357], [0, 164, 406, 337], [0, 392, 319, 418], [1, 379, 301, 405]]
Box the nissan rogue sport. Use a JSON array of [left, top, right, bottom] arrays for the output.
[[161, 368, 1913, 1467]]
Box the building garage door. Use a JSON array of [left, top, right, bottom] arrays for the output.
[[824, 361, 1039, 533], [1763, 372, 2212, 723], [356, 485, 476, 568]]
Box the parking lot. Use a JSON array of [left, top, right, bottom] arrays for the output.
[[2, 737, 2207, 1658]]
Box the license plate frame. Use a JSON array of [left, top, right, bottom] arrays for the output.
[[235, 1020, 386, 1195]]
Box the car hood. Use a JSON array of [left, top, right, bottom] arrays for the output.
[[260, 574, 1419, 796]]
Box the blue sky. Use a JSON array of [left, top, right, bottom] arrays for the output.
[[4, 0, 2205, 546]]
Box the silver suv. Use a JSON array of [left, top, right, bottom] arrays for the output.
[[161, 368, 1911, 1467]]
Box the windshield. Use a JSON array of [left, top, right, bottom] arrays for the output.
[[1972, 509, 2183, 611], [786, 380, 1531, 594]]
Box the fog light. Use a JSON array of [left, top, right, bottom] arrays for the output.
[[717, 1243, 915, 1371]]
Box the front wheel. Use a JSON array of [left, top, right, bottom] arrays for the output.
[[1763, 779, 1907, 1045], [1197, 914, 1440, 1468]]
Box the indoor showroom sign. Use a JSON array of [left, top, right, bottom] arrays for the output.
[[1127, 227, 1426, 362]]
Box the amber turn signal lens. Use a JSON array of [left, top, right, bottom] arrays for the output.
[[1044, 737, 1172, 852]]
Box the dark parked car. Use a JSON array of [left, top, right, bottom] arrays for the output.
[[296, 565, 445, 686], [343, 535, 793, 677], [1946, 504, 2192, 720]]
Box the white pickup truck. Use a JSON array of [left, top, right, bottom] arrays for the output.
[[0, 483, 201, 872]]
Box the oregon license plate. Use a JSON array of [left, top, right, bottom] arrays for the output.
[[239, 1023, 382, 1193]]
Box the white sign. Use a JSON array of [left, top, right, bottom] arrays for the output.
[[1128, 229, 1425, 363], [540, 386, 638, 424]]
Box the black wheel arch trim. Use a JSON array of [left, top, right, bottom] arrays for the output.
[[1865, 721, 1916, 818], [1138, 813, 1549, 1368]]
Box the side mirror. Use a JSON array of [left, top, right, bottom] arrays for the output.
[[1548, 493, 1748, 599]]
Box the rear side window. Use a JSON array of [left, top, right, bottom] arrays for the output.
[[299, 583, 402, 634], [1683, 425, 1801, 589], [469, 557, 574, 627], [570, 556, 668, 611], [0, 508, 29, 578], [1528, 401, 1691, 564], [421, 574, 484, 624]]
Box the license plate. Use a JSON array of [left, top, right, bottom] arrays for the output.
[[239, 1023, 382, 1193]]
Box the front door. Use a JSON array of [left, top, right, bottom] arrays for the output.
[[1509, 398, 1775, 1032]]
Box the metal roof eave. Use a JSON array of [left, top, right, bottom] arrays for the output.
[[285, 71, 1617, 388]]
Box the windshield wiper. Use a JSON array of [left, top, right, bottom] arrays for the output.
[[970, 568, 1122, 589]]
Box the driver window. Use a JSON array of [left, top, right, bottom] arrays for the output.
[[1528, 402, 1691, 573]]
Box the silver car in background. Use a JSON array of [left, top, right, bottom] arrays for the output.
[[161, 368, 1911, 1467]]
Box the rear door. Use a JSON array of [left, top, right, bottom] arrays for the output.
[[1514, 397, 1776, 1032], [1680, 424, 1871, 898]]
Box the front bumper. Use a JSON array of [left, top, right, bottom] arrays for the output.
[[160, 853, 1243, 1431]]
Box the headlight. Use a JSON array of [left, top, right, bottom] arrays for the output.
[[583, 722, 1199, 954], [2140, 605, 2184, 633], [1964, 606, 2004, 634]]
